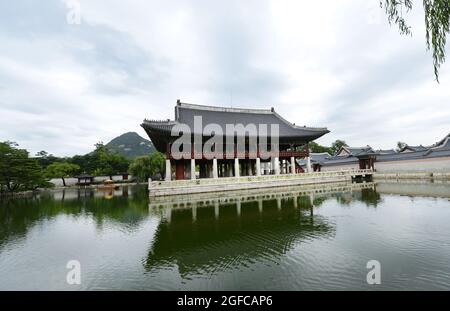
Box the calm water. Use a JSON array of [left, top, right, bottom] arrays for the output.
[[1, 181, 450, 290]]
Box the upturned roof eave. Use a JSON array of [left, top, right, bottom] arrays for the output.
[[142, 120, 328, 140]]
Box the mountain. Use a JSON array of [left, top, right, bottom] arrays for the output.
[[105, 132, 156, 158]]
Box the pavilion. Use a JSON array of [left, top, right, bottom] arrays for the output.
[[142, 100, 329, 181]]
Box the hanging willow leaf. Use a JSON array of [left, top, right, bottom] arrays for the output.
[[380, 0, 450, 82]]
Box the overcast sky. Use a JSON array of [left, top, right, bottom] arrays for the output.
[[0, 0, 449, 156]]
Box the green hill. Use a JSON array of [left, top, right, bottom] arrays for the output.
[[105, 132, 156, 159]]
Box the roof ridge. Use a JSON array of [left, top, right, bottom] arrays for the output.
[[177, 101, 273, 114], [177, 100, 329, 132], [348, 146, 372, 149]]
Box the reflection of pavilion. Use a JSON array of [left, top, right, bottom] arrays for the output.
[[145, 197, 334, 276], [144, 183, 375, 276], [148, 181, 376, 210]]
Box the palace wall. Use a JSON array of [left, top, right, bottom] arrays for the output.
[[320, 163, 360, 172], [375, 156, 450, 173]]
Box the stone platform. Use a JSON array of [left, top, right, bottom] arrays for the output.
[[148, 169, 373, 197]]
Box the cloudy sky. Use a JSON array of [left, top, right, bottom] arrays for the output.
[[0, 0, 449, 156]]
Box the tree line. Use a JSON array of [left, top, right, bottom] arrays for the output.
[[0, 141, 166, 194], [1, 139, 348, 194], [308, 140, 348, 155]]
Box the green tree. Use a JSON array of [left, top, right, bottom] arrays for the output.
[[69, 142, 130, 177], [92, 143, 129, 177], [308, 141, 332, 154], [381, 0, 449, 81], [0, 142, 48, 193], [331, 140, 348, 155], [44, 162, 80, 187], [34, 150, 62, 169], [129, 152, 165, 182]]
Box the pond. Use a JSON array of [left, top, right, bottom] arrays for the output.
[[1, 181, 450, 290]]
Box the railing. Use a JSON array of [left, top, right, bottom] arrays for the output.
[[149, 182, 376, 209], [150, 168, 373, 188]]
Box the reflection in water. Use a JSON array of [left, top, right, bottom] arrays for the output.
[[334, 186, 381, 207], [375, 179, 450, 198], [0, 186, 150, 250], [146, 197, 333, 277], [2, 181, 450, 290], [145, 182, 377, 277]]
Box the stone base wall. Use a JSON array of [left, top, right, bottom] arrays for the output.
[[149, 169, 373, 196]]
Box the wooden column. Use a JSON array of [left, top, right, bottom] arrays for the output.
[[175, 161, 185, 180]]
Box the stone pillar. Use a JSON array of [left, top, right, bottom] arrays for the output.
[[165, 159, 171, 181], [290, 156, 296, 174], [256, 158, 261, 176], [306, 156, 312, 173], [213, 158, 218, 179], [190, 158, 196, 180], [274, 157, 280, 175], [234, 158, 240, 178]]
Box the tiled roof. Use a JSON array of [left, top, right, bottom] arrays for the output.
[[174, 102, 329, 139], [376, 149, 397, 154], [399, 145, 428, 152], [297, 152, 331, 166], [376, 150, 430, 162], [142, 101, 330, 152], [336, 146, 374, 156]]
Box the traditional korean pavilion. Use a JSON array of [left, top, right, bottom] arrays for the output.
[[142, 100, 329, 181]]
